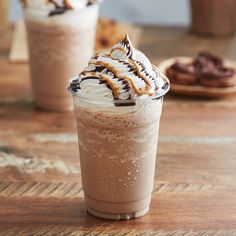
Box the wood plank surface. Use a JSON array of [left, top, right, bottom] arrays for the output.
[[1, 26, 236, 235]]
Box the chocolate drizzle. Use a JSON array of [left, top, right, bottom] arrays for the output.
[[131, 59, 159, 93], [48, 0, 71, 17], [87, 0, 97, 6], [114, 100, 136, 106], [69, 77, 81, 92], [49, 7, 67, 16], [119, 34, 134, 60], [69, 34, 168, 106], [94, 59, 152, 97]]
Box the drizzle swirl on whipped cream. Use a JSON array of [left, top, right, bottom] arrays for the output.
[[21, 0, 99, 16], [69, 34, 169, 106]]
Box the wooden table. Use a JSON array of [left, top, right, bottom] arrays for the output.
[[1, 26, 236, 235]]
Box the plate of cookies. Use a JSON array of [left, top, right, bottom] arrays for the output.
[[158, 52, 236, 98]]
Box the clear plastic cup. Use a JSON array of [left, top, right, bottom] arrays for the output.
[[70, 72, 169, 220]]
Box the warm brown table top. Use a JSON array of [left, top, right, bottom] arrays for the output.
[[1, 26, 236, 235]]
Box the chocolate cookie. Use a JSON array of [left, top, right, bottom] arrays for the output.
[[199, 66, 236, 87], [166, 51, 236, 88], [166, 62, 197, 85]]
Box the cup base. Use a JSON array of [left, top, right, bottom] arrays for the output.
[[87, 206, 149, 220], [85, 194, 151, 220]]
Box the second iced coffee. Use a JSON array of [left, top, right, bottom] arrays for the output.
[[23, 0, 99, 111]]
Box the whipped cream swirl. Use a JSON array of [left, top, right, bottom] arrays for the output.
[[21, 0, 99, 16], [69, 34, 169, 106]]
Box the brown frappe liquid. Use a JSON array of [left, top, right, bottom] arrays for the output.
[[25, 5, 99, 111], [75, 99, 163, 220]]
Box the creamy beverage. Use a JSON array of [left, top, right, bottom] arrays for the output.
[[23, 0, 99, 111], [69, 35, 169, 220]]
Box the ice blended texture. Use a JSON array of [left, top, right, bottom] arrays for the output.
[[69, 35, 169, 220]]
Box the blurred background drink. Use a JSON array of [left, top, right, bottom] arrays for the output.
[[24, 1, 99, 111], [191, 0, 236, 36]]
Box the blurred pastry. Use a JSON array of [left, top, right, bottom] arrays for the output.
[[199, 66, 236, 87], [95, 18, 141, 51], [193, 51, 223, 77], [166, 62, 196, 85], [194, 51, 223, 68], [196, 52, 236, 87], [166, 51, 236, 88], [96, 18, 126, 50]]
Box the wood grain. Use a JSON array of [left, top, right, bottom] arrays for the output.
[[1, 26, 236, 235], [0, 191, 236, 231], [1, 227, 235, 236]]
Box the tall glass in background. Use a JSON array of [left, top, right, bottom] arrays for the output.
[[191, 0, 236, 36], [24, 4, 99, 111]]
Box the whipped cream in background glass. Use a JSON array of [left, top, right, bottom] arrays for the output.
[[68, 35, 169, 220], [21, 0, 99, 15], [22, 0, 100, 29]]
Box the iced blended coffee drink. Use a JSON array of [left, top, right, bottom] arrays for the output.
[[68, 35, 169, 220], [22, 0, 99, 111]]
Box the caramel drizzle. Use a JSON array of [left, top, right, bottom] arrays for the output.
[[110, 47, 127, 57], [120, 34, 134, 59], [110, 34, 134, 59], [131, 59, 159, 91], [99, 74, 120, 99], [63, 0, 74, 9], [128, 59, 153, 93], [80, 72, 120, 99], [94, 60, 154, 96], [94, 61, 141, 96], [77, 33, 158, 101], [107, 34, 156, 95]]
